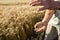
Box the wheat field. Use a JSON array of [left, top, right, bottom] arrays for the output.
[[0, 0, 45, 40]]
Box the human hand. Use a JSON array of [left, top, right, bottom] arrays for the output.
[[30, 0, 54, 10], [29, 0, 40, 5], [34, 22, 47, 32]]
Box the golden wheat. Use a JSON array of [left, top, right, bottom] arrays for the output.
[[0, 0, 45, 40]]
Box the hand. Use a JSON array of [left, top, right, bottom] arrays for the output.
[[30, 0, 54, 10], [34, 22, 47, 32], [29, 0, 39, 5]]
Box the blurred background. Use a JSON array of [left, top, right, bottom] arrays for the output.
[[0, 0, 45, 40]]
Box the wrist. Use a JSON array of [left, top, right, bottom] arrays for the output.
[[42, 21, 48, 26]]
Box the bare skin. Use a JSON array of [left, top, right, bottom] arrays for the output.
[[34, 9, 54, 32], [29, 0, 60, 32], [30, 0, 60, 10]]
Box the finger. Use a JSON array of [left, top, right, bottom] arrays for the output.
[[34, 22, 41, 28], [30, 0, 46, 6], [34, 23, 38, 29], [31, 1, 41, 6], [30, 1, 48, 6], [30, 1, 38, 5], [30, 0, 40, 5], [34, 22, 38, 28], [36, 28, 43, 32], [34, 28, 38, 31], [35, 26, 45, 32], [35, 28, 42, 32]]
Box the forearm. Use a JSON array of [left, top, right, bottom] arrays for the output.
[[42, 1, 60, 23], [42, 9, 54, 24]]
